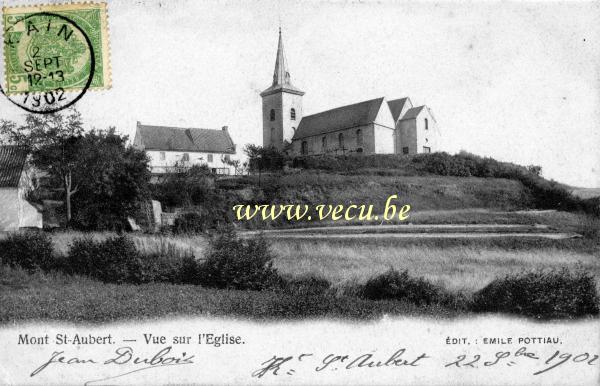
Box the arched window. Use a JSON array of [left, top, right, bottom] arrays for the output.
[[270, 109, 275, 121], [356, 129, 363, 147], [290, 108, 296, 120], [425, 118, 429, 130], [322, 136, 327, 151], [270, 127, 275, 142], [301, 141, 308, 155], [182, 153, 190, 162], [338, 133, 344, 149]]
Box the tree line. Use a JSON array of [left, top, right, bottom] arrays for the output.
[[0, 109, 150, 230]]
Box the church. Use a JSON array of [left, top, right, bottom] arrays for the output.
[[261, 29, 440, 156]]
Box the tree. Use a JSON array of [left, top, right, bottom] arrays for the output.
[[222, 155, 242, 175], [71, 128, 151, 230], [244, 144, 286, 185], [0, 109, 83, 225], [151, 164, 214, 210], [1, 111, 151, 230], [527, 165, 542, 177]]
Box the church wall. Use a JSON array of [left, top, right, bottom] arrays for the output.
[[397, 107, 440, 154], [373, 123, 395, 154], [262, 91, 303, 150], [262, 93, 283, 149], [415, 108, 440, 153], [372, 103, 396, 154], [397, 119, 418, 154], [292, 124, 375, 156], [282, 92, 303, 145]]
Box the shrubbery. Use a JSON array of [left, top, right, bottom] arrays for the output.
[[172, 212, 207, 234], [291, 151, 598, 215], [1, 230, 598, 320], [195, 227, 279, 290], [279, 274, 332, 296], [0, 232, 54, 272], [67, 236, 144, 283], [362, 268, 448, 306], [472, 268, 600, 319]]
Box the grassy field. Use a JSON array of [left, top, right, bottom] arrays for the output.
[[0, 265, 461, 323], [1, 209, 598, 322], [271, 239, 600, 293], [571, 187, 600, 199], [49, 231, 208, 258]]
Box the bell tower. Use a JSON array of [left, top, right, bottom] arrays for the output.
[[260, 28, 305, 151]]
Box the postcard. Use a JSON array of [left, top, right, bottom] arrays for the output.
[[0, 0, 598, 385]]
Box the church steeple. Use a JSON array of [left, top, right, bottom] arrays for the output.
[[261, 28, 304, 96], [272, 28, 291, 86], [261, 28, 304, 152]]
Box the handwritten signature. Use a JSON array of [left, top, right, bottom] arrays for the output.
[[252, 347, 599, 378], [252, 348, 429, 378], [31, 346, 194, 384]]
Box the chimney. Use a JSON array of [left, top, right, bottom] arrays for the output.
[[222, 126, 228, 131]]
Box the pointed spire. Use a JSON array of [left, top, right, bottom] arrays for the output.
[[261, 28, 304, 97], [272, 27, 291, 86]]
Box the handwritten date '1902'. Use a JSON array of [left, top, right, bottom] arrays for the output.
[[252, 347, 598, 378]]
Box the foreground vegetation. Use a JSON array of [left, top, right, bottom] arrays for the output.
[[1, 229, 598, 322], [0, 265, 462, 323], [271, 239, 600, 293]]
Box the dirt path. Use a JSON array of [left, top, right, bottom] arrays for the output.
[[252, 232, 579, 240], [240, 221, 580, 240]]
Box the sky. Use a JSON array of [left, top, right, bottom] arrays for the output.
[[1, 0, 599, 187]]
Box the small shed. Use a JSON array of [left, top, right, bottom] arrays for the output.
[[0, 146, 43, 231]]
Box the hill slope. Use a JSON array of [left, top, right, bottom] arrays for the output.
[[225, 173, 533, 212]]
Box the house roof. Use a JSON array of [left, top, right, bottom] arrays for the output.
[[135, 124, 236, 154], [0, 146, 27, 188], [293, 97, 385, 140], [400, 106, 426, 121], [387, 98, 410, 121]]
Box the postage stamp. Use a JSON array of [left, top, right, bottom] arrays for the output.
[[2, 2, 110, 99]]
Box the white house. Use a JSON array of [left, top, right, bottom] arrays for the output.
[[0, 146, 43, 231], [133, 122, 237, 177]]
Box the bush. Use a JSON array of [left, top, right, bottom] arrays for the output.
[[63, 235, 200, 284], [362, 268, 447, 305], [67, 235, 147, 283], [472, 268, 600, 319], [291, 151, 598, 216], [196, 227, 279, 290], [278, 274, 332, 296], [172, 212, 206, 234], [0, 232, 54, 272]]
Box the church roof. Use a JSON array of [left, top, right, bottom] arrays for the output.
[[293, 97, 385, 140], [260, 28, 304, 97], [387, 97, 410, 121], [0, 146, 28, 188], [134, 123, 236, 154], [400, 106, 426, 121]]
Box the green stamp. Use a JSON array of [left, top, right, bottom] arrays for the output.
[[2, 2, 110, 96]]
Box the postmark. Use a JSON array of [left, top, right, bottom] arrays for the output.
[[1, 2, 110, 113]]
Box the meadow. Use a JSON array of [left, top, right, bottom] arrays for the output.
[[271, 239, 600, 293], [32, 209, 600, 294], [1, 209, 598, 322]]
